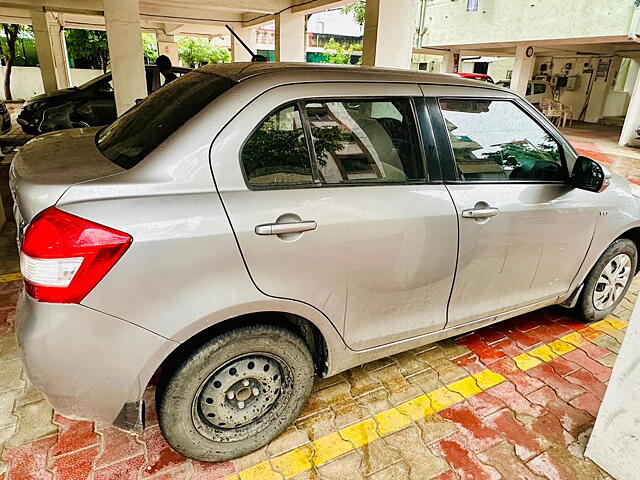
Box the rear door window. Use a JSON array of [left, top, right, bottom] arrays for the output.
[[304, 99, 424, 184]]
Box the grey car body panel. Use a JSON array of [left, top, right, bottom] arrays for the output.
[[15, 291, 178, 423], [11, 63, 640, 427]]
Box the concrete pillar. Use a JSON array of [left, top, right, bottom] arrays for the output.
[[585, 304, 639, 478], [157, 32, 179, 67], [104, 0, 147, 115], [30, 10, 71, 92], [625, 59, 640, 92], [620, 62, 640, 146], [511, 44, 536, 97], [441, 49, 460, 73], [361, 0, 417, 69], [231, 27, 256, 62], [275, 11, 305, 62]]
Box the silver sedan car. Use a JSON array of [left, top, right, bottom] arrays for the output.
[[10, 63, 640, 461]]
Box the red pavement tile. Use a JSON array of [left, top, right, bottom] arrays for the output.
[[569, 392, 601, 419], [526, 364, 586, 402], [454, 334, 505, 364], [430, 433, 501, 480], [452, 353, 487, 375], [490, 358, 545, 396], [546, 357, 581, 378], [439, 404, 502, 453], [539, 321, 574, 338], [532, 412, 573, 447], [50, 446, 99, 480], [50, 415, 99, 457], [93, 455, 145, 480], [485, 382, 544, 418], [527, 387, 592, 435], [483, 409, 544, 461], [580, 327, 606, 342], [140, 424, 187, 477], [491, 338, 527, 358], [563, 350, 612, 382], [565, 369, 607, 400], [527, 451, 576, 480], [478, 441, 546, 480], [466, 392, 506, 418], [431, 471, 459, 480], [477, 326, 507, 345], [94, 424, 144, 469], [191, 460, 236, 480], [553, 317, 588, 332], [3, 436, 56, 480], [566, 338, 611, 362], [496, 326, 541, 349], [526, 326, 558, 345], [508, 315, 540, 333]]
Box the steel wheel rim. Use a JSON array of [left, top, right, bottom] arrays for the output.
[[593, 253, 632, 311], [191, 353, 291, 443]]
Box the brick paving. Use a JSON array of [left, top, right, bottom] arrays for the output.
[[0, 123, 637, 479]]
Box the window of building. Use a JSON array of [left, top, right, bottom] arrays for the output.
[[241, 104, 314, 186], [439, 99, 564, 182], [304, 99, 424, 184]]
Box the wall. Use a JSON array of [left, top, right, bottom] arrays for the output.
[[459, 58, 515, 81], [2, 67, 103, 101], [422, 0, 635, 47]]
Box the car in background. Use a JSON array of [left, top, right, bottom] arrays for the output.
[[17, 65, 191, 135], [497, 79, 551, 105], [0, 100, 11, 134], [444, 72, 494, 83]]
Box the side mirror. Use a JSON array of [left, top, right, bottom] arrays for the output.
[[569, 156, 611, 193]]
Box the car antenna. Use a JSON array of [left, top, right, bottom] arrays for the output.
[[225, 25, 268, 62]]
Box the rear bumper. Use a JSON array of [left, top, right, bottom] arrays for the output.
[[15, 291, 179, 425]]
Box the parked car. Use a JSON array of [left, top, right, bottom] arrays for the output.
[[444, 72, 494, 83], [0, 100, 11, 134], [11, 63, 640, 462], [497, 79, 551, 105], [16, 65, 191, 135]]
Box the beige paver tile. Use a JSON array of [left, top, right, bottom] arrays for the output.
[[598, 353, 618, 368], [0, 358, 24, 393], [266, 426, 310, 458], [316, 450, 365, 480], [0, 424, 17, 475], [436, 339, 472, 361], [14, 379, 46, 407], [5, 399, 56, 447], [405, 368, 444, 394], [590, 334, 621, 354], [232, 445, 269, 473], [0, 334, 19, 363], [295, 409, 338, 441], [390, 351, 430, 377], [343, 368, 384, 398], [365, 364, 423, 406], [316, 381, 369, 429], [354, 436, 401, 476], [0, 389, 20, 429], [385, 425, 449, 479], [366, 461, 411, 480], [416, 414, 457, 445]]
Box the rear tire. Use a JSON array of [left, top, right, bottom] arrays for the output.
[[578, 238, 637, 322], [157, 325, 314, 462]]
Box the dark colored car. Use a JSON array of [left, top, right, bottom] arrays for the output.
[[0, 100, 11, 134], [17, 65, 191, 135]]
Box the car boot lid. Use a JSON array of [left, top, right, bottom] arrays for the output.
[[10, 128, 124, 222]]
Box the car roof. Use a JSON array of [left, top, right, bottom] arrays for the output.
[[193, 62, 507, 92]]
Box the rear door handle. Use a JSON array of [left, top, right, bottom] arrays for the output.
[[255, 221, 317, 236], [461, 207, 499, 219]]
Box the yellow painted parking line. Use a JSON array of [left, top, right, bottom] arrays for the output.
[[225, 318, 628, 480], [0, 272, 21, 283]]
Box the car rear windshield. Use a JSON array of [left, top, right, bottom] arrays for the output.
[[96, 71, 236, 169]]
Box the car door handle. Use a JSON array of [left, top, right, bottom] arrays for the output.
[[255, 221, 317, 236], [461, 207, 500, 219]]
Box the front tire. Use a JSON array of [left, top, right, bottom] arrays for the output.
[[157, 325, 314, 462], [578, 238, 637, 322]]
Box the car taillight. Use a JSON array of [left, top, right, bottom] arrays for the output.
[[20, 207, 132, 303]]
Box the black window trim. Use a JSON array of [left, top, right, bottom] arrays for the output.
[[434, 96, 571, 185], [239, 95, 431, 191]]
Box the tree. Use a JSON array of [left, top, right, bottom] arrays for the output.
[[0, 24, 27, 100], [323, 38, 350, 64], [341, 1, 366, 25], [142, 33, 158, 64], [65, 29, 109, 72], [177, 36, 230, 68]]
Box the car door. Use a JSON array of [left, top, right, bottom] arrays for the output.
[[210, 83, 458, 350], [428, 94, 597, 328]]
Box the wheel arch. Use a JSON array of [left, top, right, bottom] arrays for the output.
[[617, 227, 640, 273]]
